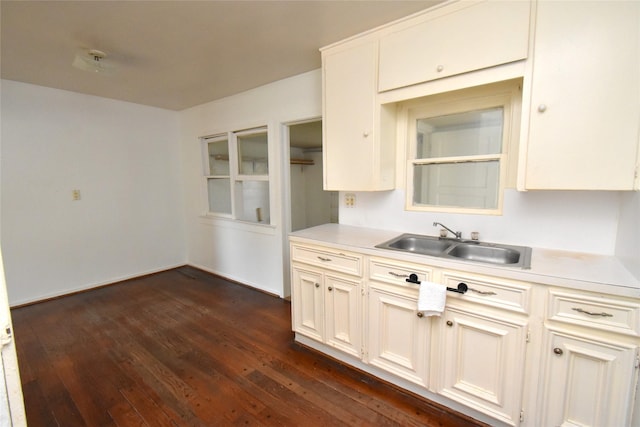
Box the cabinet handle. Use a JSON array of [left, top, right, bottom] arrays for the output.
[[363, 131, 370, 138], [314, 283, 320, 288], [317, 256, 332, 262], [327, 286, 333, 292], [436, 64, 444, 72], [572, 307, 613, 317], [468, 287, 497, 296], [416, 312, 424, 318], [537, 104, 547, 113], [388, 271, 409, 278], [553, 347, 563, 355], [446, 320, 453, 327]]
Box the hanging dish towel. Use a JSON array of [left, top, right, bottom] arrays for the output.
[[418, 281, 447, 316]]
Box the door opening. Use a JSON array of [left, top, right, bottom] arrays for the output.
[[288, 120, 338, 231], [282, 119, 338, 299]]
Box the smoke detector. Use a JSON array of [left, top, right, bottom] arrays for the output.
[[72, 49, 115, 74]]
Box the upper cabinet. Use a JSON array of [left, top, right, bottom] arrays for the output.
[[322, 40, 396, 191], [378, 1, 531, 92], [518, 1, 640, 190], [321, 0, 640, 193]]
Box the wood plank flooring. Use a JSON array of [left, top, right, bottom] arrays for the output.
[[10, 266, 487, 426]]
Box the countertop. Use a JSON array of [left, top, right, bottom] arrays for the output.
[[290, 223, 640, 298]]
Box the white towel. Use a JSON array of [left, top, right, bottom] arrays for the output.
[[417, 281, 447, 316]]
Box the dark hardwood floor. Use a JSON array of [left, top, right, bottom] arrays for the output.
[[11, 266, 487, 426]]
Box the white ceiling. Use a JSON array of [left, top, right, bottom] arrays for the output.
[[1, 1, 441, 111]]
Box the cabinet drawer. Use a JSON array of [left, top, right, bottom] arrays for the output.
[[291, 244, 362, 276], [442, 271, 531, 314], [368, 257, 434, 290], [548, 290, 640, 336]]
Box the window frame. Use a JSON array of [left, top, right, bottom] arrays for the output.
[[201, 126, 273, 226], [404, 86, 519, 215]]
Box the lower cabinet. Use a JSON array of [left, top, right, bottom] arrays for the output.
[[437, 305, 528, 425], [367, 281, 430, 387], [290, 241, 640, 426], [539, 328, 638, 427], [291, 264, 362, 358], [536, 287, 640, 426]]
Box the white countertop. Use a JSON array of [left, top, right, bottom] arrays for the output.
[[290, 224, 640, 298]]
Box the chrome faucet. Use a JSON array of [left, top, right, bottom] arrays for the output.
[[433, 222, 462, 240]]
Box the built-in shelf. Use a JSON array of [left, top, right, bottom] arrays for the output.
[[290, 158, 315, 166]]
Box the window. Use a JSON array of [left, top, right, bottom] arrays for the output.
[[405, 81, 520, 214], [202, 127, 271, 224]]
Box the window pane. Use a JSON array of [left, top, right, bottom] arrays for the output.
[[207, 139, 229, 175], [207, 178, 231, 214], [413, 161, 500, 209], [234, 181, 270, 223], [416, 108, 503, 159], [237, 131, 268, 175]]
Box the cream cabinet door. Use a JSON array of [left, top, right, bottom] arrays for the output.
[[539, 329, 638, 427], [322, 40, 395, 191], [291, 265, 362, 358], [367, 282, 430, 387], [324, 274, 362, 358], [291, 266, 324, 342], [437, 306, 528, 426], [520, 1, 640, 190], [378, 0, 530, 92]]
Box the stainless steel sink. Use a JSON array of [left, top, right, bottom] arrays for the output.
[[382, 234, 455, 256], [376, 233, 532, 269], [447, 243, 523, 265]]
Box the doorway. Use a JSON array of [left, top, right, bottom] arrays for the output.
[[288, 120, 338, 231], [281, 119, 338, 298]]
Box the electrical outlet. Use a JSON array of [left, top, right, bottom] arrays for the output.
[[345, 193, 356, 208], [72, 189, 81, 201]]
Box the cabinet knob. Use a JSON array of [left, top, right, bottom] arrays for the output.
[[314, 283, 320, 288], [327, 286, 333, 292], [416, 312, 424, 318], [537, 104, 547, 113], [553, 347, 563, 355], [446, 320, 453, 327], [363, 131, 370, 138], [436, 64, 444, 72]]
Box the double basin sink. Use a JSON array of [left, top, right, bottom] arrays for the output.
[[375, 233, 532, 269]]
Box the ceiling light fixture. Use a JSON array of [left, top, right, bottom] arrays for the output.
[[72, 49, 115, 74]]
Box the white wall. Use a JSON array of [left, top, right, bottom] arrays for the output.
[[303, 151, 338, 228], [290, 149, 336, 232], [1, 80, 186, 305], [616, 191, 640, 280], [290, 147, 308, 232], [340, 189, 622, 255], [179, 70, 322, 297]]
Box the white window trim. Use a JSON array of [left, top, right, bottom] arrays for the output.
[[200, 125, 274, 227], [403, 81, 521, 215]]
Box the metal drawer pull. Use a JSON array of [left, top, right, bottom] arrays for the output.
[[468, 287, 497, 296], [317, 256, 332, 262], [553, 347, 563, 355], [572, 307, 613, 317], [388, 271, 409, 278], [416, 312, 424, 318]]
